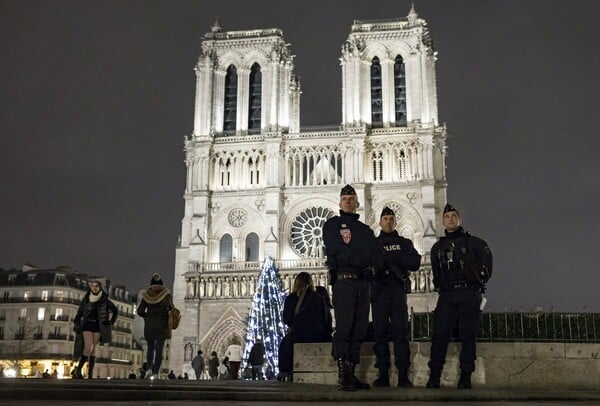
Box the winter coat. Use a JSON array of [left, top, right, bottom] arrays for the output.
[[208, 355, 219, 377], [225, 344, 243, 362], [191, 354, 205, 372], [248, 342, 265, 366], [137, 285, 172, 340], [73, 290, 118, 345], [283, 289, 332, 342]]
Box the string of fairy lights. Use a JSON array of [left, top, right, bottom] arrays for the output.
[[241, 256, 287, 378]]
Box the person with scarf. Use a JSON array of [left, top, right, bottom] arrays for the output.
[[137, 273, 173, 378], [73, 279, 118, 379], [277, 272, 332, 382]]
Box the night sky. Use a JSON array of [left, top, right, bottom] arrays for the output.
[[1, 1, 598, 311]]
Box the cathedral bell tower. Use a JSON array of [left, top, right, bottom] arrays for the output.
[[171, 7, 448, 376]]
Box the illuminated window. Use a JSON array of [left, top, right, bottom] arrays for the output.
[[37, 307, 45, 321], [55, 291, 64, 302], [41, 290, 49, 301]]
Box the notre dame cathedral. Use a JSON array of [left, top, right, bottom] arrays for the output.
[[170, 6, 448, 374]]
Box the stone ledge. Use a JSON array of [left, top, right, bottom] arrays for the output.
[[293, 342, 600, 389]]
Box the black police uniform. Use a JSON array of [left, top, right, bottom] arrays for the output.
[[323, 205, 381, 390], [428, 225, 492, 387], [372, 229, 421, 384]]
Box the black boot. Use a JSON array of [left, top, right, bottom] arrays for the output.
[[397, 369, 413, 388], [426, 369, 441, 389], [372, 368, 390, 388], [336, 358, 357, 391], [349, 362, 370, 390], [87, 356, 96, 379], [75, 356, 88, 379], [457, 371, 472, 389]]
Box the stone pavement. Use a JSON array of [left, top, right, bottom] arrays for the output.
[[1, 379, 599, 404]]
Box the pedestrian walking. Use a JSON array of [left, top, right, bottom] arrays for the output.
[[137, 273, 173, 379], [191, 350, 205, 380], [73, 279, 118, 379]]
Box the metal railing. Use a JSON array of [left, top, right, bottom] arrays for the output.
[[410, 312, 600, 343]]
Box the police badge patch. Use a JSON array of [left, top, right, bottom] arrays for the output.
[[340, 226, 352, 244]]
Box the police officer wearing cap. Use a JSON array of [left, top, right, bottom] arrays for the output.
[[371, 207, 421, 388], [426, 204, 493, 389], [323, 184, 382, 391]]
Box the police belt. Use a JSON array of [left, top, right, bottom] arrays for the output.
[[442, 282, 478, 291], [381, 269, 403, 281], [337, 272, 361, 280]]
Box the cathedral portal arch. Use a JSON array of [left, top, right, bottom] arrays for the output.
[[199, 306, 246, 357]]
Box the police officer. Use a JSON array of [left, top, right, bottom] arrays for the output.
[[371, 207, 421, 388], [426, 204, 493, 389], [323, 184, 381, 391]]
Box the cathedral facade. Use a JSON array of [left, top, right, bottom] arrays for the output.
[[170, 7, 448, 374]]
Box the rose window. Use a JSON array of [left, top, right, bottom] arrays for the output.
[[228, 208, 248, 227], [290, 207, 335, 258]]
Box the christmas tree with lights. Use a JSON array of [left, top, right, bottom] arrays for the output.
[[242, 256, 287, 379]]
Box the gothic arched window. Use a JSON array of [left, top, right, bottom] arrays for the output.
[[248, 63, 261, 134], [394, 55, 407, 126], [249, 157, 260, 185], [372, 151, 383, 181], [223, 65, 237, 134], [245, 232, 259, 261], [220, 233, 233, 262], [370, 57, 383, 128], [398, 150, 407, 180]]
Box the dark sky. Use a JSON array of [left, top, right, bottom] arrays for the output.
[[1, 1, 598, 311]]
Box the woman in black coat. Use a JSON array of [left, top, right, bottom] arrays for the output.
[[73, 279, 118, 379], [277, 272, 332, 381], [137, 273, 172, 378]]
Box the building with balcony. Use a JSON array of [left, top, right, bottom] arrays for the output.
[[0, 265, 142, 378]]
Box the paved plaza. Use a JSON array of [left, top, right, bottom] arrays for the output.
[[1, 379, 599, 404]]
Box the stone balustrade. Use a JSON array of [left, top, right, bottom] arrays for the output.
[[293, 341, 600, 389]]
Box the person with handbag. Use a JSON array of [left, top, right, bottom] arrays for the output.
[[73, 279, 118, 379], [137, 273, 172, 379]]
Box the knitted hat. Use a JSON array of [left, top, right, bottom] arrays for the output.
[[150, 273, 163, 285]]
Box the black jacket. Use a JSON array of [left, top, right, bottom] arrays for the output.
[[74, 291, 118, 345], [283, 289, 332, 342], [137, 285, 172, 340], [323, 210, 382, 280], [377, 230, 421, 279], [248, 342, 265, 366], [430, 227, 493, 291]]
